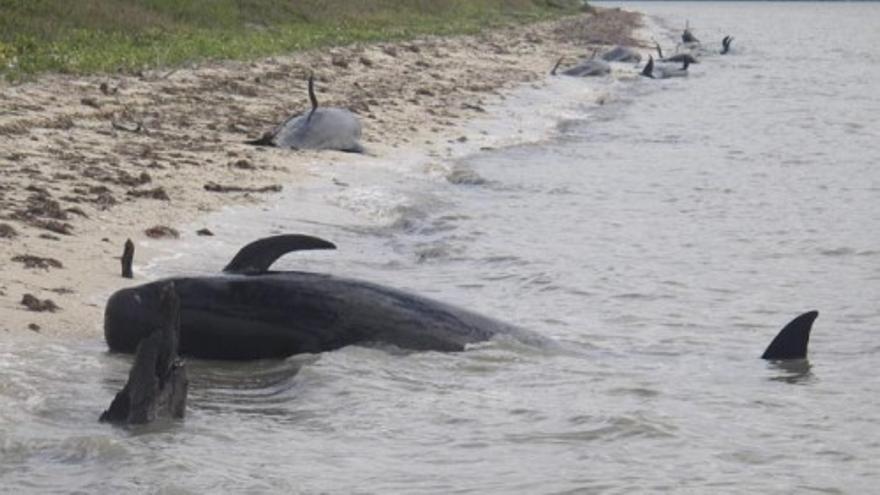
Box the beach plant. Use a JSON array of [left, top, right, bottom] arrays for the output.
[[0, 0, 586, 80]]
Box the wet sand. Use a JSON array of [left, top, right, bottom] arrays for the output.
[[0, 8, 643, 338]]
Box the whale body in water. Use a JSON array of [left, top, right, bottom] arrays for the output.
[[104, 235, 544, 360]]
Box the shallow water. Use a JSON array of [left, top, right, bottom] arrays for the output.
[[3, 2, 880, 492]]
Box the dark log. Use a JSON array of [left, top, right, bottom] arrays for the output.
[[100, 282, 187, 425], [121, 239, 134, 279]]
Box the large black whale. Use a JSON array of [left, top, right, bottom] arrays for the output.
[[105, 235, 542, 360]]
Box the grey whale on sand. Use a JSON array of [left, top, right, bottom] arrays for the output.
[[248, 75, 364, 153]]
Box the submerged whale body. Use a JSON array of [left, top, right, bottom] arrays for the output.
[[248, 75, 363, 153], [761, 311, 818, 360], [654, 42, 699, 65], [601, 45, 642, 63], [640, 55, 691, 79], [550, 55, 611, 77], [104, 235, 539, 360]]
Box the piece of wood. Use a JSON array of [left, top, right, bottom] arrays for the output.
[[121, 239, 134, 278], [100, 282, 188, 425]]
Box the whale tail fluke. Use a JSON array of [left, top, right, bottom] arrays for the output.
[[721, 35, 734, 55], [640, 55, 655, 79], [761, 311, 819, 360], [223, 234, 336, 274]]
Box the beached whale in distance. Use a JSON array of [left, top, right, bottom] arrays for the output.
[[682, 23, 699, 44], [654, 41, 699, 65], [761, 311, 818, 360], [104, 235, 545, 360], [550, 52, 611, 77], [601, 45, 642, 63], [640, 55, 691, 79], [247, 74, 363, 153]]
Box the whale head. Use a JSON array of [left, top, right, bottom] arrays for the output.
[[104, 283, 164, 353]]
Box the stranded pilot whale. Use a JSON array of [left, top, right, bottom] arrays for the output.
[[247, 74, 364, 153], [105, 235, 543, 360], [550, 52, 611, 78]]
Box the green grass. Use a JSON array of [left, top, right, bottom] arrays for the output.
[[0, 0, 585, 80]]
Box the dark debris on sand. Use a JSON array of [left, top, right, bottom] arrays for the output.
[[20, 293, 61, 312], [11, 254, 64, 270], [145, 225, 180, 239]]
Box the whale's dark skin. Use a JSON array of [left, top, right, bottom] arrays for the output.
[[104, 235, 538, 360], [761, 311, 818, 360]]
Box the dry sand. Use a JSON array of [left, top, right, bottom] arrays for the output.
[[0, 8, 644, 340]]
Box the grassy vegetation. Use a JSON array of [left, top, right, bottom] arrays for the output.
[[0, 0, 585, 79]]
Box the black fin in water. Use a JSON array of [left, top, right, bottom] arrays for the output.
[[223, 234, 336, 274], [761, 311, 819, 360], [640, 55, 655, 79], [655, 41, 663, 59], [721, 35, 734, 55]]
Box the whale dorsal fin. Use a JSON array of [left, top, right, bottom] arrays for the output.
[[761, 311, 819, 360], [223, 234, 336, 274], [306, 72, 319, 123], [641, 56, 655, 79]]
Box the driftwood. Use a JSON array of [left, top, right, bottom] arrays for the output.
[[203, 182, 282, 193], [100, 282, 188, 425], [121, 239, 134, 279]]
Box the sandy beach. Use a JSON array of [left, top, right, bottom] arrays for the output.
[[0, 8, 643, 339]]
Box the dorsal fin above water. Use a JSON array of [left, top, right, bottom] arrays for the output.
[[761, 311, 819, 360], [223, 234, 336, 274], [641, 55, 655, 79]]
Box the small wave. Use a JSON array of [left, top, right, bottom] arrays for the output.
[[611, 292, 674, 301], [1, 435, 129, 468], [329, 187, 441, 234], [606, 387, 662, 398], [186, 356, 314, 412], [508, 415, 677, 445], [445, 164, 488, 186], [413, 241, 465, 263], [818, 247, 856, 257]]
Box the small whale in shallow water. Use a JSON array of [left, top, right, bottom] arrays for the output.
[[104, 235, 546, 360], [681, 21, 700, 45], [551, 52, 611, 77], [247, 74, 363, 153], [761, 311, 819, 360], [640, 55, 691, 79], [654, 41, 699, 65], [601, 45, 642, 63]]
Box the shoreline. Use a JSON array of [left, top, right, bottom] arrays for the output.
[[0, 8, 644, 340]]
